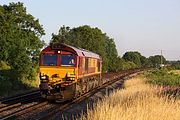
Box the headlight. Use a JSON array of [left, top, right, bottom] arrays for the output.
[[69, 77, 75, 81], [41, 76, 47, 79], [40, 75, 49, 80], [40, 73, 49, 80]]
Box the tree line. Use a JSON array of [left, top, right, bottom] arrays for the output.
[[51, 25, 167, 72], [0, 2, 170, 95]]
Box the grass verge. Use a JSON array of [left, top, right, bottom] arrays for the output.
[[0, 61, 39, 97], [79, 76, 180, 120], [0, 71, 39, 97], [145, 70, 180, 98], [145, 70, 180, 87]]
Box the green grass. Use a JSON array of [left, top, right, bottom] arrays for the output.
[[0, 77, 39, 97], [145, 70, 180, 87], [0, 61, 40, 97], [145, 69, 180, 98], [0, 69, 39, 97]]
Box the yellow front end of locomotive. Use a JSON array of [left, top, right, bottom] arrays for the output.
[[39, 66, 78, 86]]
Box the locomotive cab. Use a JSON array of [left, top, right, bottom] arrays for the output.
[[40, 53, 77, 83]]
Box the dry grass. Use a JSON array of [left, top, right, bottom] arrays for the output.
[[79, 77, 180, 120], [170, 70, 180, 75]]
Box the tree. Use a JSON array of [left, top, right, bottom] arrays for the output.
[[51, 25, 149, 71], [0, 2, 45, 80], [140, 56, 150, 67], [51, 25, 119, 72], [122, 51, 142, 67], [149, 55, 166, 67], [104, 37, 119, 71], [51, 25, 70, 44]]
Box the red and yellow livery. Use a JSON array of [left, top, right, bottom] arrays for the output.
[[39, 43, 102, 101]]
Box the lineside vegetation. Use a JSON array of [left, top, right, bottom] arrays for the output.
[[79, 75, 180, 120], [145, 69, 180, 98], [146, 70, 180, 87], [0, 2, 44, 96]]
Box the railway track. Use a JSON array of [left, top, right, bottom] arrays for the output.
[[0, 101, 48, 120], [0, 69, 142, 120], [0, 89, 42, 120], [0, 89, 41, 104]]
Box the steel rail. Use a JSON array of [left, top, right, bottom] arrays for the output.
[[0, 95, 41, 113], [0, 89, 42, 120], [0, 90, 40, 104], [0, 101, 48, 120]]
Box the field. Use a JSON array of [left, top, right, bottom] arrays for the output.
[[79, 73, 180, 120], [145, 70, 180, 87]]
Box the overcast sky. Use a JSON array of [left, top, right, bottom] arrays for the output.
[[1, 0, 180, 60]]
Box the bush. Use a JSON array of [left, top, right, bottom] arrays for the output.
[[0, 61, 11, 70], [0, 64, 39, 97], [145, 70, 180, 87], [172, 64, 180, 70]]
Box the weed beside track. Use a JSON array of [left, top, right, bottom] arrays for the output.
[[79, 76, 180, 120]]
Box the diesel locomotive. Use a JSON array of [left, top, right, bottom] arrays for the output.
[[39, 43, 102, 101]]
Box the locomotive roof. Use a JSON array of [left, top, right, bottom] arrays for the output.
[[44, 43, 101, 59]]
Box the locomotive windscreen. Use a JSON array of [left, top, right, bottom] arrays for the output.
[[42, 54, 58, 66], [61, 55, 76, 66]]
